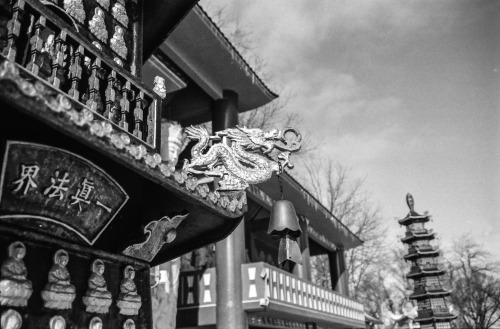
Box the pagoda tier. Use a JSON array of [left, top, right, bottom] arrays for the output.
[[399, 194, 457, 329]]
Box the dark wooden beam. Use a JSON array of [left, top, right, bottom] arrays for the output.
[[142, 0, 200, 62]]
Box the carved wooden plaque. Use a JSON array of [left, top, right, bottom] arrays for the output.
[[0, 141, 128, 245]]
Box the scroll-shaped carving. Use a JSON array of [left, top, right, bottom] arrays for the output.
[[49, 316, 66, 329], [63, 0, 86, 24], [110, 26, 127, 59], [112, 0, 128, 27], [89, 8, 108, 43], [0, 242, 33, 307], [82, 259, 112, 314], [89, 317, 102, 329], [122, 213, 188, 262], [41, 250, 76, 309], [0, 309, 22, 329], [123, 319, 135, 329], [183, 126, 302, 191], [116, 266, 142, 315]]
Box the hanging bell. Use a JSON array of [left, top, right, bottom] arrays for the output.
[[268, 200, 302, 265]]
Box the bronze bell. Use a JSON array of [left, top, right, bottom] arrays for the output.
[[268, 200, 303, 265]]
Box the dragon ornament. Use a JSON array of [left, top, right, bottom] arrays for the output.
[[182, 126, 301, 191]]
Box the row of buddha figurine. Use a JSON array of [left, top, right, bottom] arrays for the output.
[[0, 241, 141, 315], [63, 0, 129, 59], [0, 310, 136, 329]]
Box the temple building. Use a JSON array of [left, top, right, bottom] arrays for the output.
[[175, 171, 367, 329], [144, 4, 368, 329], [0, 0, 368, 328], [398, 194, 457, 329]]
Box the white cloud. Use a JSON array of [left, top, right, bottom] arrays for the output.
[[200, 0, 500, 259]]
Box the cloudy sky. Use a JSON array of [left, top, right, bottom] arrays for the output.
[[200, 0, 499, 257]]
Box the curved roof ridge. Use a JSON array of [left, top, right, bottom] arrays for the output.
[[284, 170, 363, 245], [194, 4, 277, 100]]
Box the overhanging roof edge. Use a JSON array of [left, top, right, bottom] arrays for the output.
[[194, 5, 278, 101], [283, 171, 363, 248]]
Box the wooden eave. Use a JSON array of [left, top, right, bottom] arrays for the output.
[[0, 57, 246, 265], [404, 249, 439, 260], [407, 268, 445, 279], [401, 231, 436, 243], [251, 172, 363, 250], [151, 4, 277, 124], [142, 0, 200, 61], [410, 289, 451, 299], [398, 211, 430, 225], [415, 314, 458, 323]]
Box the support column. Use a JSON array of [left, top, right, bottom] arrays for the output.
[[213, 90, 247, 329], [293, 216, 312, 281], [329, 247, 349, 296]]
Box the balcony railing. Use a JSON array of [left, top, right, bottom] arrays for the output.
[[417, 306, 451, 319], [419, 263, 443, 271], [406, 227, 431, 236], [409, 263, 444, 276], [245, 263, 364, 321], [407, 244, 435, 255], [1, 0, 160, 151], [178, 263, 365, 328]]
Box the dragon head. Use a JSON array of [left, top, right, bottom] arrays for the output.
[[275, 128, 302, 153], [234, 126, 301, 155]]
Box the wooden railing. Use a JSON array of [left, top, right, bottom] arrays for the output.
[[0, 0, 160, 151], [244, 263, 365, 322], [406, 227, 431, 236], [178, 263, 365, 326], [407, 244, 434, 255], [178, 267, 217, 307], [409, 263, 443, 275]]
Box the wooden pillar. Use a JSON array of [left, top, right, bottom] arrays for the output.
[[213, 90, 247, 329], [329, 247, 349, 296], [293, 216, 311, 281]]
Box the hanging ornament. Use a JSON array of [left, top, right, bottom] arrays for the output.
[[267, 162, 302, 265]]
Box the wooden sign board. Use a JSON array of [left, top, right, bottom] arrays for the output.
[[0, 141, 128, 245]]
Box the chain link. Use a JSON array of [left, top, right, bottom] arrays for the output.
[[277, 161, 284, 200]]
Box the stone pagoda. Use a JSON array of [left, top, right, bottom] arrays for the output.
[[398, 194, 456, 329]]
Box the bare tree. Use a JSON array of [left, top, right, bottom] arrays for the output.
[[387, 247, 413, 299], [205, 2, 320, 156], [444, 235, 500, 329], [300, 158, 391, 315]]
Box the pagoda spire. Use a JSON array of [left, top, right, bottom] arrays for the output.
[[406, 193, 414, 211], [398, 194, 456, 329]]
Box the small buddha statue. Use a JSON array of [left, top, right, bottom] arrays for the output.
[[89, 8, 108, 43], [111, 0, 129, 27], [49, 315, 66, 329], [88, 317, 102, 329], [0, 241, 33, 307], [117, 266, 142, 315], [41, 249, 76, 309], [122, 319, 135, 329], [110, 26, 127, 59], [37, 34, 55, 80], [63, 0, 85, 24], [82, 259, 112, 314], [0, 309, 22, 329]]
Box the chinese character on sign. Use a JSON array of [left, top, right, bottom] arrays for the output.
[[43, 170, 70, 200], [11, 164, 40, 195], [70, 178, 94, 212], [96, 200, 112, 213]]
